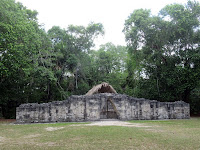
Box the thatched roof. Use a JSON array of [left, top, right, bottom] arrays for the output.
[[86, 82, 117, 96]]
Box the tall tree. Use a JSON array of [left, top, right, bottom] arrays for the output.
[[123, 1, 200, 104], [88, 43, 128, 93], [0, 0, 104, 118], [47, 23, 104, 96], [0, 0, 52, 118]]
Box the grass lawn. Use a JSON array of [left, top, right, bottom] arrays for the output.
[[0, 118, 200, 150]]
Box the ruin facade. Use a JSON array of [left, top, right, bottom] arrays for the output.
[[16, 93, 190, 123]]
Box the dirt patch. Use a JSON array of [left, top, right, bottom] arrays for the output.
[[0, 136, 5, 144], [0, 136, 4, 141], [40, 142, 58, 147], [144, 128, 164, 132], [24, 134, 41, 138], [71, 120, 153, 127], [45, 127, 64, 131], [0, 119, 16, 123]]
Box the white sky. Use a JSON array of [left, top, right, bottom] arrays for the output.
[[16, 0, 189, 49]]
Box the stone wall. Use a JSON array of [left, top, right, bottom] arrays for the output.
[[16, 93, 190, 123]]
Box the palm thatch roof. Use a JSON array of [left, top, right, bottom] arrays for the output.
[[86, 82, 117, 96]]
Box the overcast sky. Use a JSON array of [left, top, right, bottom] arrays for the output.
[[16, 0, 189, 49]]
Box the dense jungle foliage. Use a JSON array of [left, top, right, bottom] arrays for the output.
[[0, 0, 200, 118]]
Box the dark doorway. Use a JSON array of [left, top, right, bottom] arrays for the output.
[[100, 98, 118, 119]]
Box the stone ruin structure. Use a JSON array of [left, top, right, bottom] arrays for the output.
[[16, 83, 190, 123]]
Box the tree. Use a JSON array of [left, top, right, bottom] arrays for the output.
[[0, 0, 104, 118], [88, 43, 128, 93], [0, 0, 52, 118], [123, 1, 200, 106], [47, 23, 104, 96]]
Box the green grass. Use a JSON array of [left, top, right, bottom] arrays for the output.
[[0, 118, 200, 150]]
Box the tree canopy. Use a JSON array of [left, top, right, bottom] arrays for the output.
[[0, 0, 200, 118], [123, 0, 200, 112]]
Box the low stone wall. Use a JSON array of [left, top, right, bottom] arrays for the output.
[[16, 93, 190, 123]]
